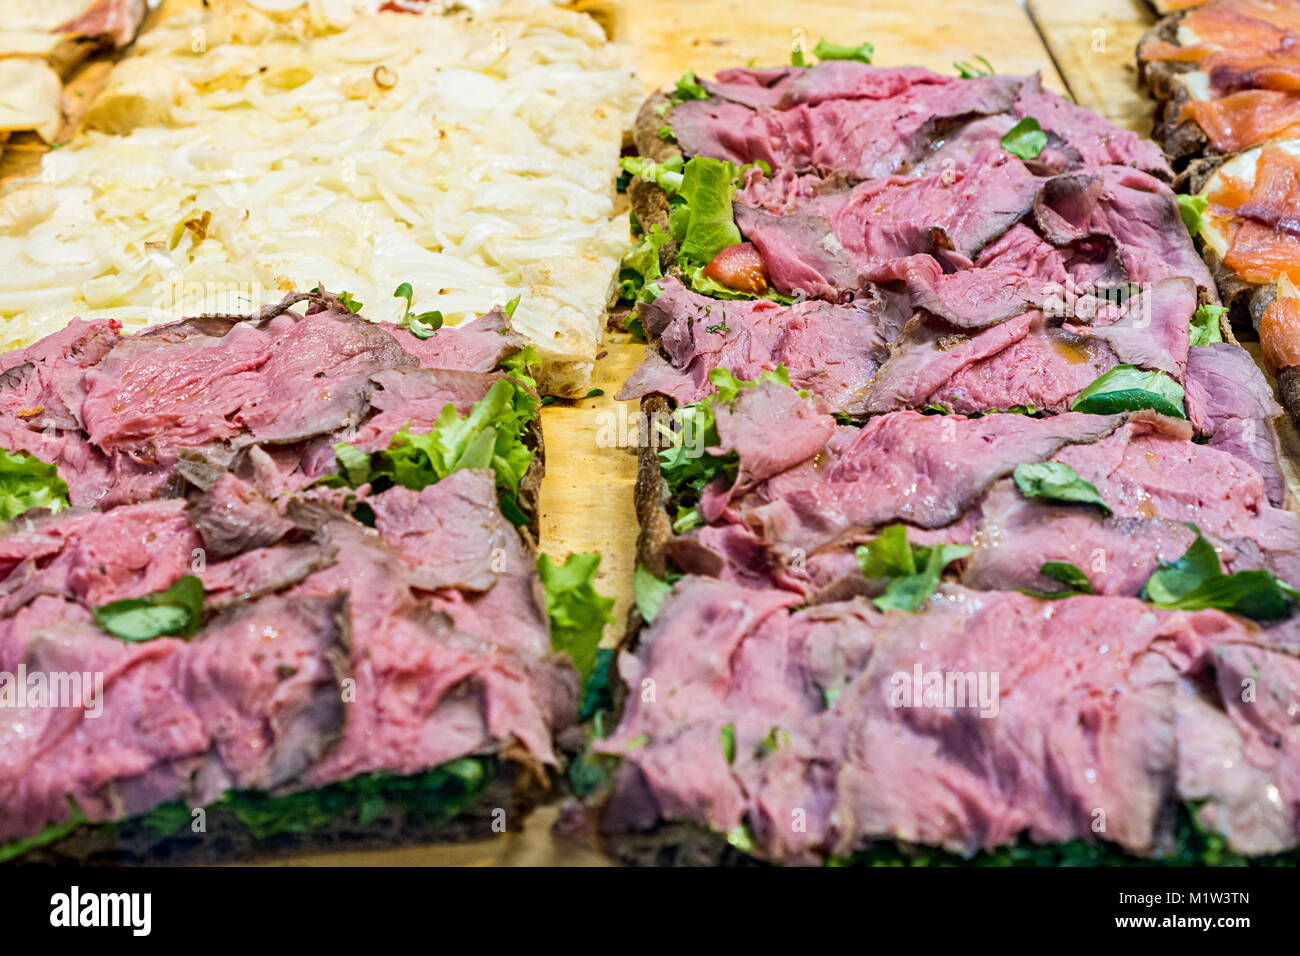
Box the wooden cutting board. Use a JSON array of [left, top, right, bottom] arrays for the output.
[[0, 0, 1071, 866]]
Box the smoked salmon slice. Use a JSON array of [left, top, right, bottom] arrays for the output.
[[1183, 89, 1300, 152]]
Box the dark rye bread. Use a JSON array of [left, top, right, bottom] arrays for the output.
[[13, 764, 553, 866], [1136, 10, 1214, 166], [629, 90, 683, 281]]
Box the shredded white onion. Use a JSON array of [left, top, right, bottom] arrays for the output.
[[0, 1, 640, 393]]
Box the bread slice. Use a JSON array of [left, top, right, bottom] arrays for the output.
[[10, 761, 553, 866]]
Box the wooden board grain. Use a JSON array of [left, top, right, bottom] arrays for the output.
[[1026, 0, 1155, 132], [574, 0, 1067, 93]]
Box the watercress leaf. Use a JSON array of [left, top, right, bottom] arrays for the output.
[[1000, 117, 1047, 160], [1012, 461, 1112, 514], [92, 575, 205, 641], [1070, 364, 1186, 419]]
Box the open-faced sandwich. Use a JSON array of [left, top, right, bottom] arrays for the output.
[[560, 44, 1300, 866], [0, 289, 613, 863]]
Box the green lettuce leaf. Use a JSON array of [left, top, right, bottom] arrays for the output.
[[1012, 461, 1111, 514], [0, 448, 70, 521], [325, 376, 537, 515], [92, 576, 205, 641], [657, 366, 795, 510], [620, 155, 685, 193], [1070, 364, 1186, 418], [538, 552, 614, 680], [672, 71, 710, 104], [1189, 303, 1225, 347], [1000, 117, 1047, 160], [633, 563, 675, 623], [672, 156, 744, 268], [1178, 194, 1208, 237], [618, 225, 673, 303]]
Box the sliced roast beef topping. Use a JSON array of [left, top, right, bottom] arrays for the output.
[[1185, 343, 1288, 507], [825, 144, 1044, 263], [0, 500, 200, 617], [672, 74, 1027, 181], [0, 319, 120, 431], [855, 282, 1193, 417], [703, 63, 945, 111], [236, 311, 417, 445], [1012, 78, 1172, 178], [600, 579, 1297, 861], [959, 480, 1197, 595], [773, 62, 946, 108], [617, 277, 896, 413], [81, 321, 274, 460], [1061, 276, 1195, 378], [733, 203, 864, 299], [0, 591, 346, 839], [1033, 166, 1217, 292], [203, 541, 336, 605], [189, 472, 295, 557], [702, 66, 799, 109], [367, 469, 522, 593], [385, 308, 522, 374], [736, 146, 1042, 297], [672, 410, 1300, 601], [0, 417, 116, 509], [346, 366, 501, 454], [711, 380, 836, 489], [176, 594, 348, 794], [721, 410, 1123, 559]]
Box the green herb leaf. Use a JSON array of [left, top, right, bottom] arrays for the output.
[[1012, 461, 1112, 514], [1190, 303, 1225, 347], [856, 525, 972, 613], [812, 38, 874, 64], [1144, 529, 1299, 619], [657, 125, 677, 142], [1070, 364, 1186, 418], [392, 282, 443, 338], [1178, 194, 1208, 237], [720, 723, 736, 764], [537, 552, 614, 679], [1000, 117, 1048, 160], [954, 55, 995, 77], [504, 295, 521, 318], [0, 449, 70, 521], [1040, 561, 1094, 594], [92, 576, 205, 641]]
